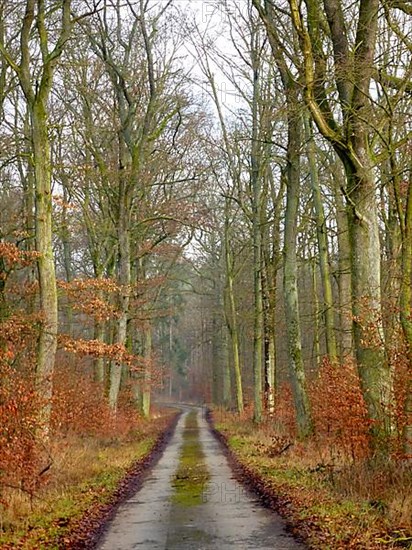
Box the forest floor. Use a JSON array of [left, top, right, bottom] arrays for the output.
[[0, 410, 180, 549], [210, 409, 412, 550]]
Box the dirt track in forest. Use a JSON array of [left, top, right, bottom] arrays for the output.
[[96, 405, 305, 550]]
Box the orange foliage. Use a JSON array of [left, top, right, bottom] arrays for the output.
[[387, 334, 411, 458], [58, 335, 151, 373], [273, 383, 297, 437], [0, 313, 40, 351], [0, 363, 44, 501], [0, 242, 40, 268], [309, 358, 371, 460], [0, 314, 46, 500], [0, 307, 145, 507], [0, 239, 163, 514], [58, 278, 120, 321], [52, 365, 139, 439]]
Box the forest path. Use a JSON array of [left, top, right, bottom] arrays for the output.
[[97, 406, 305, 550]]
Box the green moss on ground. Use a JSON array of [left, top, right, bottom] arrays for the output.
[[171, 411, 210, 507]]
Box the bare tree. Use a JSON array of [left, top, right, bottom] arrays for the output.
[[0, 0, 77, 434]]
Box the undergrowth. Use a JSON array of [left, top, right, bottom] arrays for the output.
[[0, 411, 173, 549], [213, 409, 412, 550]]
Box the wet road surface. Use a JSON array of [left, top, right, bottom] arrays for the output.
[[98, 407, 305, 549]]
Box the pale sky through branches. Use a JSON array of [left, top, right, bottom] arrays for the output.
[[168, 0, 251, 113]]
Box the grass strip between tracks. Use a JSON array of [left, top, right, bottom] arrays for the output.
[[171, 411, 210, 507]]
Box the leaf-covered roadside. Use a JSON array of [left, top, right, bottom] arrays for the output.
[[0, 411, 180, 550], [209, 412, 412, 550]]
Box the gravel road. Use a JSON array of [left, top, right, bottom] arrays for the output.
[[98, 406, 305, 550]]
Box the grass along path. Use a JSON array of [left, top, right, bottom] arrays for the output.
[[171, 411, 210, 507], [0, 411, 179, 549], [211, 411, 412, 550]]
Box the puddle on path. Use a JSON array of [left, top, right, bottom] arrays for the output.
[[98, 406, 306, 550]]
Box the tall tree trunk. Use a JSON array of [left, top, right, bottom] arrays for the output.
[[215, 263, 230, 408], [224, 204, 244, 414], [312, 259, 321, 368], [252, 0, 313, 436], [2, 0, 74, 436], [381, 162, 402, 345], [94, 318, 106, 387], [266, 172, 284, 417], [141, 323, 152, 418], [61, 183, 74, 336], [251, 50, 263, 424], [31, 97, 58, 432], [397, 171, 412, 457], [221, 324, 231, 409], [286, 0, 394, 448], [344, 160, 393, 442], [210, 251, 224, 406], [18, 107, 36, 314], [283, 112, 313, 438], [332, 166, 353, 360], [262, 242, 276, 415], [0, 253, 7, 322], [304, 114, 337, 363], [109, 188, 131, 411], [211, 310, 221, 405]]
